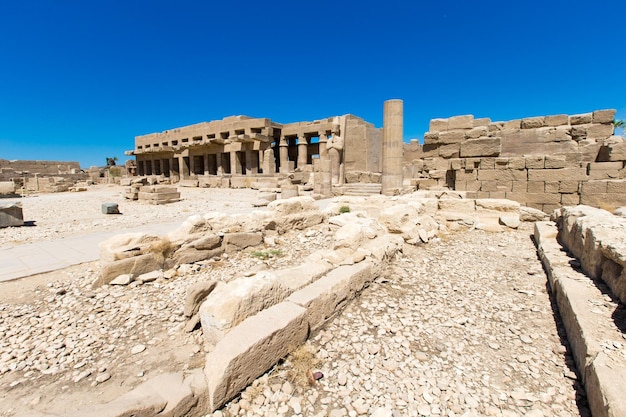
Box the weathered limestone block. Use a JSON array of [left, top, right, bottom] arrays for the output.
[[448, 115, 474, 130], [561, 193, 580, 206], [477, 169, 527, 181], [97, 253, 164, 287], [361, 234, 403, 263], [505, 192, 561, 205], [137, 191, 181, 204], [581, 193, 626, 208], [378, 203, 420, 233], [556, 205, 626, 304], [527, 168, 587, 182], [429, 118, 448, 132], [334, 222, 365, 250], [199, 261, 330, 345], [544, 155, 567, 169], [204, 302, 308, 412], [459, 138, 501, 157], [0, 202, 24, 228], [438, 198, 475, 212], [465, 126, 489, 139], [592, 109, 616, 124], [0, 181, 16, 195], [525, 156, 545, 169], [473, 117, 491, 127], [173, 244, 223, 266], [519, 206, 549, 221], [267, 197, 324, 233], [184, 281, 218, 317], [475, 199, 520, 212], [520, 116, 545, 129], [559, 180, 580, 193], [423, 131, 439, 144], [438, 130, 466, 144], [223, 232, 263, 253], [597, 139, 626, 162], [99, 233, 163, 262], [179, 179, 199, 188], [287, 262, 373, 332], [544, 114, 569, 126], [587, 123, 614, 140], [526, 181, 544, 193], [569, 113, 593, 125]]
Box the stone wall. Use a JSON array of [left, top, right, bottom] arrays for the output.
[[0, 159, 82, 177], [404, 109, 626, 212]]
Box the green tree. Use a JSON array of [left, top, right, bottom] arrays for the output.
[[106, 156, 118, 166], [614, 119, 625, 136]]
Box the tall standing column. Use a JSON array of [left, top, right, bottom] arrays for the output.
[[318, 133, 328, 158], [297, 137, 308, 168], [381, 99, 404, 196], [279, 139, 289, 173]]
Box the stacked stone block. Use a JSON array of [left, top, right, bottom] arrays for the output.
[[409, 109, 625, 212], [136, 186, 181, 205]]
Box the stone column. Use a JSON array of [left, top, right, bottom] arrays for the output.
[[297, 137, 308, 168], [216, 153, 223, 175], [279, 139, 289, 173], [203, 154, 210, 176], [328, 147, 340, 185], [318, 133, 328, 158], [381, 99, 404, 195], [231, 152, 240, 175], [179, 156, 189, 179], [263, 148, 274, 174]]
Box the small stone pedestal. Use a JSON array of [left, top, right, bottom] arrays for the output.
[[0, 203, 24, 228], [101, 203, 120, 214]]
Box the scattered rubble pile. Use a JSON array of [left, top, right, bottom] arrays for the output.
[[14, 192, 541, 416]]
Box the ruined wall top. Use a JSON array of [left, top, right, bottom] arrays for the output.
[[421, 109, 617, 161], [0, 159, 82, 175]]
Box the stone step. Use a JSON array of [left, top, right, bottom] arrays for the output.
[[340, 183, 382, 196]]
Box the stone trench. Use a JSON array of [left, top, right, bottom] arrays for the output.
[[2, 193, 625, 417]]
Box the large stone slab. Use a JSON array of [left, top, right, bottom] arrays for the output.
[[97, 253, 164, 287], [199, 261, 330, 345], [204, 302, 308, 412], [534, 221, 626, 417], [287, 262, 372, 331], [459, 138, 501, 157]]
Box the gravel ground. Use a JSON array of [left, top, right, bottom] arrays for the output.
[[217, 224, 589, 417], [0, 187, 590, 417]]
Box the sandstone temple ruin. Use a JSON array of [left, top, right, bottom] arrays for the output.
[[127, 104, 625, 212]]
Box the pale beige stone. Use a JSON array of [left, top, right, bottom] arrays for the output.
[[205, 302, 308, 412], [448, 115, 474, 130], [429, 118, 448, 133], [459, 138, 501, 157], [286, 262, 373, 331], [520, 116, 545, 129], [592, 109, 616, 124]]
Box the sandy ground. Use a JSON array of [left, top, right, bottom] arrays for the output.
[[0, 185, 262, 248]]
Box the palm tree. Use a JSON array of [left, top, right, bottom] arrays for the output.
[[106, 156, 118, 166]]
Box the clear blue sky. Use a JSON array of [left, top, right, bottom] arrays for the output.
[[1, 0, 625, 168]]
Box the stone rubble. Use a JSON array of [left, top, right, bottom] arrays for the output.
[[0, 218, 331, 416], [214, 223, 590, 417]]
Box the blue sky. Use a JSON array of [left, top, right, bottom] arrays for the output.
[[1, 0, 625, 168]]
